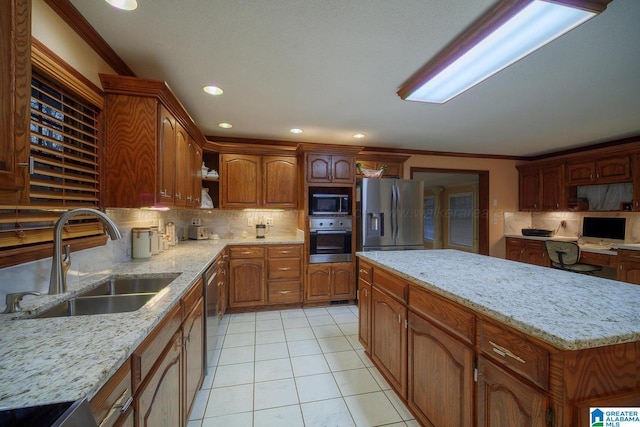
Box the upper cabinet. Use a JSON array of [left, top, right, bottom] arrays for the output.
[[566, 155, 631, 186], [0, 0, 30, 203], [356, 154, 410, 179], [517, 163, 565, 211], [306, 154, 355, 184], [219, 152, 297, 209], [100, 74, 206, 209]]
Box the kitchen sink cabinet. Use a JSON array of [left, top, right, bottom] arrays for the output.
[[90, 359, 133, 427], [100, 74, 207, 209], [182, 295, 204, 424], [306, 262, 355, 302], [220, 154, 297, 209]]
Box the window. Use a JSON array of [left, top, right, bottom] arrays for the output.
[[423, 196, 435, 241], [448, 192, 473, 247]]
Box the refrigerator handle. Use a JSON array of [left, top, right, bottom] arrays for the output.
[[392, 184, 399, 239]]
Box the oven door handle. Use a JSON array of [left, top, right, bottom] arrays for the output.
[[312, 230, 351, 235]]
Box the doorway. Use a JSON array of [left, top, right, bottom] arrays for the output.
[[411, 168, 489, 255]]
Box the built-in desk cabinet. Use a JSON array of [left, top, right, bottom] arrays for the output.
[[617, 249, 640, 284], [505, 237, 549, 267]]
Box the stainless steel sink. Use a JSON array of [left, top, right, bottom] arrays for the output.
[[80, 275, 178, 297], [34, 293, 157, 318]]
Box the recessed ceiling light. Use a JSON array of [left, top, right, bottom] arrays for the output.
[[290, 128, 303, 134], [203, 86, 224, 96], [353, 133, 366, 139], [105, 0, 138, 11], [218, 122, 232, 129]]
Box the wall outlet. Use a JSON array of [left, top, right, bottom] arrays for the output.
[[265, 218, 274, 226], [191, 218, 202, 226], [247, 217, 254, 227]]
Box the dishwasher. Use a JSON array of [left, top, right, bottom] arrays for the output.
[[203, 259, 220, 375], [0, 398, 97, 427]]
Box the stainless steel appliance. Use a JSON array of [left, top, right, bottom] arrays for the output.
[[203, 259, 219, 375], [356, 178, 424, 251], [0, 398, 98, 427], [188, 225, 209, 240], [309, 193, 351, 215], [309, 217, 352, 263]]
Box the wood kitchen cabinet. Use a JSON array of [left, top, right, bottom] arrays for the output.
[[101, 74, 207, 208], [566, 155, 631, 186], [617, 249, 640, 284], [306, 262, 355, 302], [356, 154, 410, 179], [90, 360, 133, 427], [181, 283, 204, 425], [217, 250, 228, 318], [357, 260, 373, 352], [517, 163, 564, 211], [220, 154, 297, 209], [228, 246, 266, 307], [505, 237, 549, 267], [306, 153, 356, 184], [266, 245, 302, 304]]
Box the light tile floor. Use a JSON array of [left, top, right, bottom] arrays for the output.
[[187, 305, 419, 427]]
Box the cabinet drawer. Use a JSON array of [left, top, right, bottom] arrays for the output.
[[478, 319, 549, 390], [267, 258, 301, 280], [373, 268, 408, 302], [132, 303, 181, 391], [409, 285, 475, 345], [580, 250, 616, 268], [182, 278, 203, 319], [229, 246, 265, 258], [267, 245, 302, 258], [268, 281, 302, 304], [90, 360, 132, 427], [358, 260, 373, 284]]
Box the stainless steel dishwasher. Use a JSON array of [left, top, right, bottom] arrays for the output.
[[203, 259, 220, 375], [0, 398, 97, 427]]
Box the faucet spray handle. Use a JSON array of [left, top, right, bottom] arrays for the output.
[[3, 291, 42, 314], [61, 244, 71, 281]]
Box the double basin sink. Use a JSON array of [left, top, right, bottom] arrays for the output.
[[34, 274, 179, 318]]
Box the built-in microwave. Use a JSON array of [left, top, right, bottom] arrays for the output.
[[310, 193, 351, 215]]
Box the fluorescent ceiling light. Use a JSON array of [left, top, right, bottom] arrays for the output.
[[105, 0, 138, 11], [397, 0, 610, 104]]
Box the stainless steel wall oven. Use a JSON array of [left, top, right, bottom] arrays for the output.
[[309, 217, 352, 263]]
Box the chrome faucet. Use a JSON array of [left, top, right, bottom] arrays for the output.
[[49, 208, 123, 295]]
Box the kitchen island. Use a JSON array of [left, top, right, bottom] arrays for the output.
[[0, 235, 302, 421], [357, 249, 640, 427]]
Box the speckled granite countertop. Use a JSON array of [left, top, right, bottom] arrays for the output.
[[0, 236, 302, 411], [357, 249, 640, 351]]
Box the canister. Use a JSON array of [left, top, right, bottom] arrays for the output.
[[256, 224, 266, 239], [150, 226, 159, 255], [132, 227, 152, 259]]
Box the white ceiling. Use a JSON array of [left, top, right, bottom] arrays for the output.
[[69, 0, 640, 157]]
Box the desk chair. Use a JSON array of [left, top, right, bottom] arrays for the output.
[[544, 241, 602, 274]]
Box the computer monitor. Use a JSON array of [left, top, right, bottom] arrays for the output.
[[582, 217, 626, 242]]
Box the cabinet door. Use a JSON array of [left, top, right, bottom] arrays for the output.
[[525, 241, 549, 267], [332, 263, 355, 299], [358, 280, 372, 352], [307, 154, 333, 183], [263, 155, 297, 208], [191, 141, 202, 207], [229, 258, 265, 307], [540, 165, 564, 210], [331, 155, 355, 184], [221, 154, 261, 208], [174, 123, 188, 207], [158, 106, 176, 205], [306, 265, 332, 301], [183, 298, 204, 424], [505, 238, 524, 262], [136, 330, 182, 427], [566, 160, 595, 185], [477, 357, 550, 427], [407, 312, 473, 427], [597, 156, 631, 183], [371, 287, 407, 398], [518, 168, 539, 211], [618, 250, 640, 285]]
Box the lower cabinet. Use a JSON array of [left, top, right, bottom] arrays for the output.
[[357, 279, 372, 352], [90, 360, 133, 427], [306, 262, 355, 302], [476, 357, 550, 427], [183, 297, 204, 422], [617, 248, 640, 284], [407, 312, 474, 427], [371, 286, 407, 398], [228, 246, 266, 307], [505, 237, 549, 267]]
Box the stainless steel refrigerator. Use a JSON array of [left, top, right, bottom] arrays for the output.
[[356, 178, 424, 251]]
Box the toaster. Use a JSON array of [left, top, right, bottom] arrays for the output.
[[188, 225, 209, 240]]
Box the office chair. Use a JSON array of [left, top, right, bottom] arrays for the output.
[[544, 240, 602, 274]]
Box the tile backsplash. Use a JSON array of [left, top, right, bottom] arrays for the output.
[[0, 208, 300, 308]]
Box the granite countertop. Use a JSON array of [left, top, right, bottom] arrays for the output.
[[357, 249, 640, 351], [0, 236, 302, 411], [504, 233, 640, 255]]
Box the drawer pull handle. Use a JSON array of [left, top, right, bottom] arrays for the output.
[[359, 269, 368, 274], [489, 341, 526, 364], [98, 390, 132, 427], [278, 267, 291, 271], [278, 290, 291, 294], [279, 250, 291, 254], [241, 251, 252, 255]]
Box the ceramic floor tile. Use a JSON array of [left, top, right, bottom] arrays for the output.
[[201, 411, 253, 427], [284, 327, 315, 341], [303, 307, 330, 317], [355, 349, 374, 368], [223, 332, 255, 348], [255, 319, 284, 332], [326, 306, 355, 315], [205, 384, 254, 418], [255, 329, 286, 345], [368, 366, 392, 390], [213, 362, 254, 388], [287, 339, 322, 357], [290, 354, 330, 377], [338, 322, 359, 336], [255, 342, 289, 361], [253, 404, 304, 427], [253, 378, 299, 410], [344, 391, 403, 427], [227, 321, 256, 335], [254, 358, 293, 382], [300, 398, 356, 427], [256, 311, 282, 321], [188, 388, 211, 420], [218, 345, 255, 365], [346, 334, 364, 350], [307, 314, 336, 326], [324, 350, 366, 372], [317, 336, 353, 353], [280, 308, 306, 318], [333, 368, 381, 396], [312, 324, 344, 338], [295, 373, 341, 403], [282, 316, 310, 329], [331, 313, 359, 324], [229, 312, 256, 323], [384, 389, 415, 421], [186, 420, 201, 427]]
